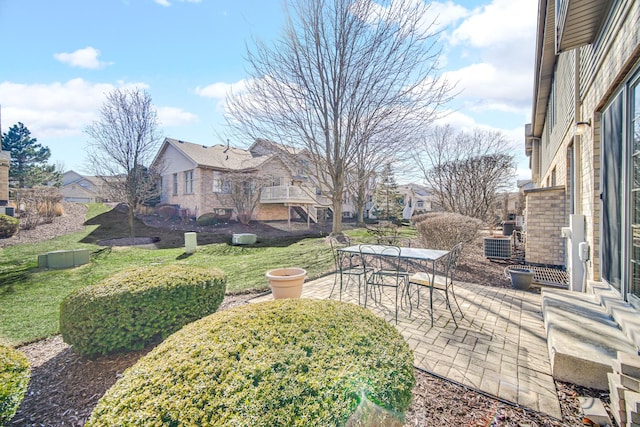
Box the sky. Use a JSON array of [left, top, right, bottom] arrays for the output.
[[0, 0, 536, 182]]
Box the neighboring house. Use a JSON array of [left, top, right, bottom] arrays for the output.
[[398, 183, 433, 220], [152, 138, 331, 223], [525, 0, 640, 389], [60, 171, 106, 203], [0, 149, 9, 204]]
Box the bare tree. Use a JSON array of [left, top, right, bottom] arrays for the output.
[[85, 88, 162, 237], [226, 0, 453, 234], [225, 172, 274, 225], [415, 125, 516, 222]]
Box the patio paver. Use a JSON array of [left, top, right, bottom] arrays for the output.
[[251, 274, 562, 419]]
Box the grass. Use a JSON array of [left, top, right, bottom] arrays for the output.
[[0, 203, 336, 346]]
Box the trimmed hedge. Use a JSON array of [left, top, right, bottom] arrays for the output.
[[414, 212, 483, 251], [87, 299, 415, 426], [0, 214, 19, 239], [60, 265, 226, 356], [0, 345, 30, 424]]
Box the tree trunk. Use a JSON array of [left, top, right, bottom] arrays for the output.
[[332, 199, 343, 234], [356, 205, 365, 225], [128, 208, 135, 238]]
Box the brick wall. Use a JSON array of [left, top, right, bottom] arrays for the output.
[[256, 204, 289, 221], [0, 152, 9, 202], [524, 186, 567, 266]]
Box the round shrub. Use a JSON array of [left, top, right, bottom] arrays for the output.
[[0, 214, 19, 239], [196, 212, 220, 226], [415, 212, 483, 251], [0, 345, 30, 424], [157, 204, 179, 221], [87, 299, 415, 426], [60, 265, 226, 356]]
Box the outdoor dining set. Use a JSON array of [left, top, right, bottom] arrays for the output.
[[329, 236, 465, 326]]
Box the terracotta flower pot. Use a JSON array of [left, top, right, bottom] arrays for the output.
[[266, 267, 307, 299]]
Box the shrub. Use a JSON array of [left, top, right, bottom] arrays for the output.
[[415, 212, 483, 251], [196, 212, 220, 226], [15, 186, 63, 227], [60, 265, 226, 356], [0, 345, 30, 424], [87, 299, 415, 426], [0, 215, 19, 238], [157, 204, 179, 221]]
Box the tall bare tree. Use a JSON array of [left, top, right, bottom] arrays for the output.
[[85, 88, 162, 237], [415, 125, 516, 222], [226, 0, 453, 234]]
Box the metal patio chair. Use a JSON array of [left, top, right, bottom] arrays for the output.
[[408, 242, 464, 327], [360, 244, 410, 324]]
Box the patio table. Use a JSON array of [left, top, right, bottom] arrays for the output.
[[336, 244, 449, 311]]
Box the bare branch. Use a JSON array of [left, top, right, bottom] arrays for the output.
[[226, 0, 453, 233], [85, 88, 163, 237]]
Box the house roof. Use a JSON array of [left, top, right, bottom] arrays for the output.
[[248, 138, 303, 156], [530, 0, 613, 139], [62, 170, 100, 187], [162, 138, 272, 171], [530, 0, 556, 139]]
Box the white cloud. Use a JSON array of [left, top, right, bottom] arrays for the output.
[[355, 0, 469, 35], [0, 79, 158, 139], [195, 79, 249, 99], [53, 47, 113, 70], [450, 0, 536, 48], [157, 106, 199, 127], [443, 62, 532, 109], [424, 1, 471, 32]]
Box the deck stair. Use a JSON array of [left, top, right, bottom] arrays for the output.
[[542, 281, 639, 390]]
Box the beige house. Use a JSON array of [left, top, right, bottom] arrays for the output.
[[152, 138, 331, 223], [60, 171, 107, 203], [398, 183, 433, 220], [525, 0, 640, 390]]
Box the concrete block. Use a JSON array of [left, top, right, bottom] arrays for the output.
[[578, 397, 611, 426], [621, 374, 640, 392], [615, 352, 640, 379], [46, 250, 75, 269], [610, 393, 627, 426], [232, 233, 257, 245], [626, 391, 640, 424], [542, 289, 636, 389], [73, 249, 90, 266], [37, 253, 48, 268], [609, 373, 627, 408]]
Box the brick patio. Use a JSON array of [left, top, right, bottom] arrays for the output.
[[251, 274, 562, 419]]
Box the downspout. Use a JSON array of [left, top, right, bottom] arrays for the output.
[[573, 47, 588, 291], [573, 48, 582, 215]]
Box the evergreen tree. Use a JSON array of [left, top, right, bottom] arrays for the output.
[[2, 122, 59, 188], [373, 163, 403, 221]]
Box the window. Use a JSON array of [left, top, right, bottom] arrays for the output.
[[212, 172, 231, 193], [212, 172, 222, 193], [172, 174, 178, 196], [551, 167, 557, 187], [601, 71, 640, 299], [184, 170, 194, 194], [269, 176, 282, 187], [417, 201, 424, 208]]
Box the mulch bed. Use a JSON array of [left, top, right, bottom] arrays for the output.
[[10, 291, 604, 427], [4, 208, 609, 425]]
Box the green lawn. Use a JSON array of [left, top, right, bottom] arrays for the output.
[[0, 203, 336, 346]]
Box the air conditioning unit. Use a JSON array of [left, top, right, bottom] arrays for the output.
[[483, 236, 512, 260], [0, 206, 14, 217]]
